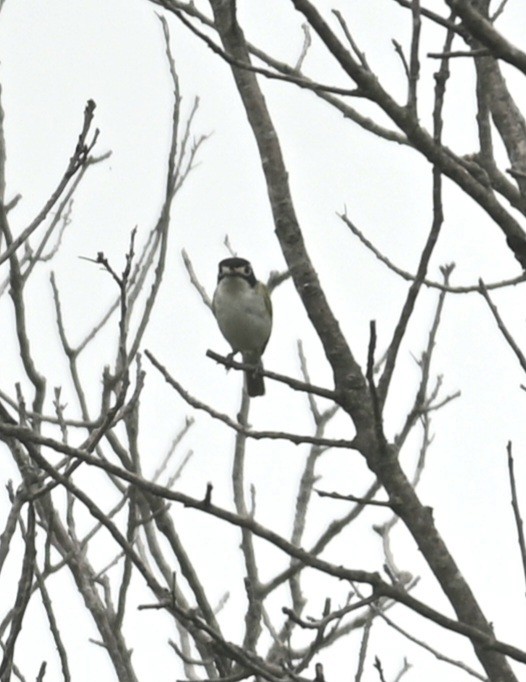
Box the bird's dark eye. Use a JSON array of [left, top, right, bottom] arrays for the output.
[[244, 266, 251, 275]]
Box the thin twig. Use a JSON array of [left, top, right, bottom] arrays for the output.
[[340, 211, 526, 293], [374, 656, 387, 682], [294, 23, 312, 71], [297, 340, 321, 422], [355, 617, 372, 682], [407, 0, 421, 115], [366, 321, 386, 446], [506, 441, 526, 603], [169, 7, 360, 97], [206, 349, 337, 401], [34, 561, 72, 681], [427, 49, 489, 58], [0, 100, 99, 266], [491, 0, 510, 22], [182, 249, 212, 309], [283, 595, 377, 630], [479, 279, 526, 374], [315, 490, 391, 508], [151, 417, 194, 483], [392, 40, 410, 80], [233, 390, 264, 653], [374, 607, 487, 680], [0, 487, 26, 576], [332, 10, 370, 70], [146, 350, 352, 449], [393, 658, 412, 682], [395, 266, 454, 450], [0, 504, 35, 680]]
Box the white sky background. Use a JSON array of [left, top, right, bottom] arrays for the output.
[[1, 0, 526, 680]]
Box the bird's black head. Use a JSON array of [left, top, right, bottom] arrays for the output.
[[217, 257, 256, 286]]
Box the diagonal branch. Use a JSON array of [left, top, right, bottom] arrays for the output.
[[445, 0, 526, 76], [0, 100, 99, 266], [0, 503, 35, 680], [290, 0, 526, 270], [206, 349, 337, 401], [478, 279, 526, 373], [506, 442, 526, 608], [146, 349, 355, 450]]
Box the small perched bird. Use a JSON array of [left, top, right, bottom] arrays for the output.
[[212, 257, 272, 397]]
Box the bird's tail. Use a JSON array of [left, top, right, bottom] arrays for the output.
[[245, 362, 265, 397]]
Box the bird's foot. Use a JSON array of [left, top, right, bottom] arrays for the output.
[[225, 351, 238, 372]]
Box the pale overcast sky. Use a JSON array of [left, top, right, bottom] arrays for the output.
[[1, 2, 526, 680]]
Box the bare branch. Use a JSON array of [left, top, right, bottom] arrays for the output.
[[506, 441, 526, 604], [0, 504, 35, 680], [491, 0, 510, 23], [355, 617, 372, 682], [340, 211, 526, 294], [294, 23, 312, 71], [0, 100, 99, 266], [0, 486, 25, 576], [176, 7, 361, 97], [146, 349, 355, 450], [407, 0, 422, 116], [206, 349, 338, 401], [283, 595, 377, 630], [2, 415, 526, 663], [315, 490, 391, 508], [428, 48, 489, 58], [375, 608, 487, 680], [479, 279, 526, 374], [445, 0, 526, 75], [182, 249, 212, 309], [332, 10, 370, 70]]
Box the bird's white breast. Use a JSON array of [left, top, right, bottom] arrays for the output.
[[213, 277, 271, 356]]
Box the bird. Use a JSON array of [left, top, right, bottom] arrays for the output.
[[212, 257, 272, 397]]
